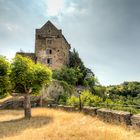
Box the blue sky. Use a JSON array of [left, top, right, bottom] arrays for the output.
[[0, 0, 140, 85]]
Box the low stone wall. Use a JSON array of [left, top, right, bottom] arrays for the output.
[[0, 96, 40, 109], [131, 114, 140, 130], [97, 108, 131, 125], [54, 105, 140, 130], [57, 105, 76, 112], [82, 106, 98, 116]]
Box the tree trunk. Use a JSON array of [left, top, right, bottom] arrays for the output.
[[24, 94, 31, 119]]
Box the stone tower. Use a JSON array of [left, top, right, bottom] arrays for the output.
[[35, 21, 71, 69]]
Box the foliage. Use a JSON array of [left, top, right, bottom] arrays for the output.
[[80, 90, 103, 107], [69, 48, 86, 72], [66, 90, 103, 108], [10, 55, 52, 94], [93, 85, 106, 100], [67, 95, 79, 107], [58, 92, 70, 105], [64, 88, 140, 114], [106, 81, 140, 97], [53, 67, 83, 86], [59, 81, 74, 95], [0, 56, 10, 97]]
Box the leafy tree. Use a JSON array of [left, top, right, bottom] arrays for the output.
[[0, 56, 10, 98], [10, 55, 52, 119], [53, 67, 83, 86], [69, 48, 87, 85], [69, 48, 85, 70]]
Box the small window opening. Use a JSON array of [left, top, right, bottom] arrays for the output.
[[47, 40, 52, 44], [47, 58, 52, 64], [46, 49, 52, 54]]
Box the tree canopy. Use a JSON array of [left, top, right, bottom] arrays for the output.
[[10, 55, 52, 95], [10, 55, 52, 118], [0, 56, 10, 98]]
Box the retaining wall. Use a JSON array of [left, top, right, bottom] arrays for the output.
[[56, 105, 140, 130]]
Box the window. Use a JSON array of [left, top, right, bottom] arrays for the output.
[[47, 40, 52, 44], [47, 58, 52, 64], [46, 49, 52, 54]]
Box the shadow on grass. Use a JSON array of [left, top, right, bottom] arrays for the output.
[[0, 115, 53, 138]]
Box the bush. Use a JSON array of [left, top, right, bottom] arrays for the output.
[[58, 92, 69, 105], [67, 96, 79, 107], [59, 81, 74, 95]]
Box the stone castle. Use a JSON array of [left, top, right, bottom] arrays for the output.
[[17, 21, 71, 69]]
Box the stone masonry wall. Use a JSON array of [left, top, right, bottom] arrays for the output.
[[54, 105, 140, 130], [35, 21, 70, 69]]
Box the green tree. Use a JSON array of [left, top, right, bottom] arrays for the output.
[[53, 67, 83, 86], [10, 55, 52, 119], [0, 56, 10, 98]]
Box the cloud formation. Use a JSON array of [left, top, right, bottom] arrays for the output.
[[0, 0, 140, 85]]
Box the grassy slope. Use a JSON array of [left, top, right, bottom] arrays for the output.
[[0, 108, 139, 140]]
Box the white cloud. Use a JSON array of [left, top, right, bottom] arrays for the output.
[[43, 0, 64, 16], [5, 23, 19, 32]]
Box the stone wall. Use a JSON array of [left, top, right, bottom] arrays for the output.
[[131, 114, 140, 130], [16, 52, 36, 62], [53, 105, 140, 130], [0, 96, 40, 109], [35, 21, 70, 69]]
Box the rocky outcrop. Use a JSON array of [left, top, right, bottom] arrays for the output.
[[41, 80, 65, 102]]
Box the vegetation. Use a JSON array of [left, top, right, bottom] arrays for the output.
[[65, 87, 140, 114], [10, 55, 52, 119], [52, 49, 140, 114], [0, 56, 10, 98], [0, 55, 52, 119], [53, 67, 83, 86], [0, 49, 140, 115]]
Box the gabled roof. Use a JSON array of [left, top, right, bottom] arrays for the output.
[[36, 20, 71, 49], [40, 20, 59, 31]]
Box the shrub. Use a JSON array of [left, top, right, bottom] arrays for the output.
[[58, 92, 69, 105], [67, 96, 79, 107]]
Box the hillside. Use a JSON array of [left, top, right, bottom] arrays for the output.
[[0, 108, 139, 140]]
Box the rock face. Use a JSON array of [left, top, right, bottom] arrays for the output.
[[41, 80, 65, 102]]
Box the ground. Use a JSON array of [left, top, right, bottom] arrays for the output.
[[0, 108, 139, 140]]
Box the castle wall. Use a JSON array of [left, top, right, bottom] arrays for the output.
[[35, 21, 70, 69], [16, 52, 36, 62]]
